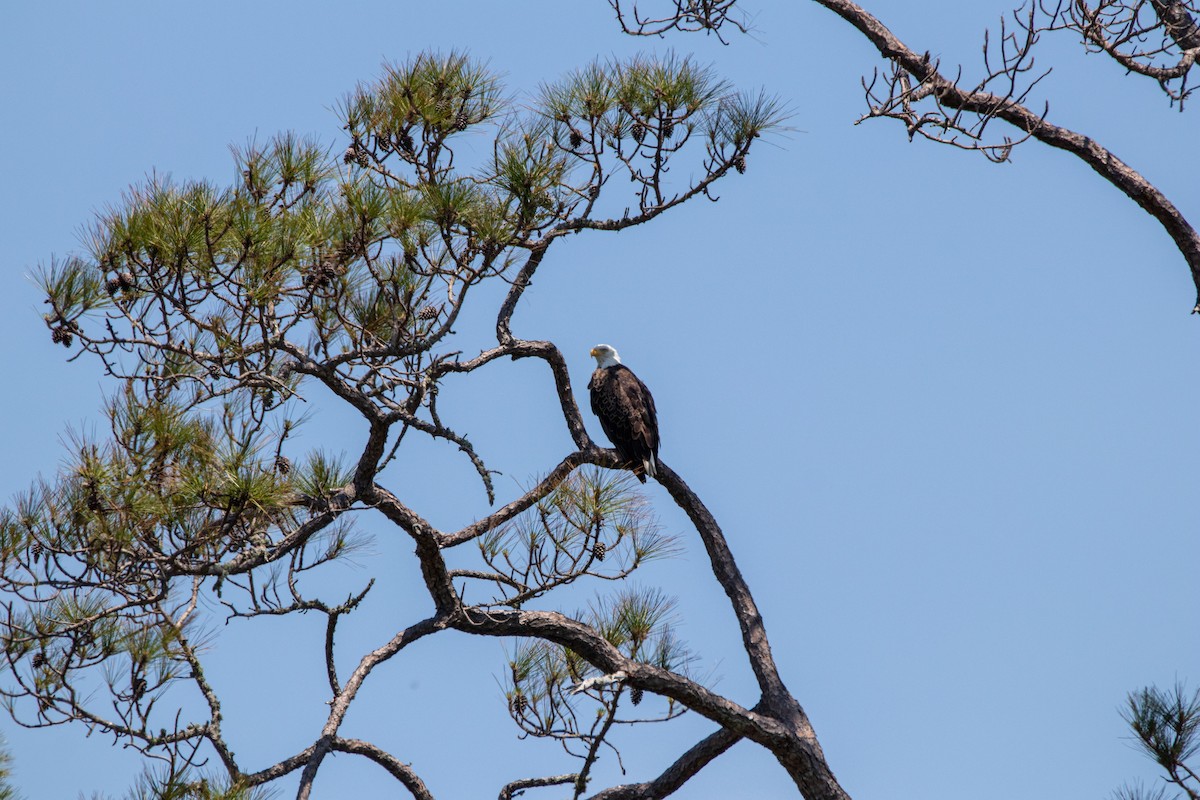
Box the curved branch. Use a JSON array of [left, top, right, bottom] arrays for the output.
[[168, 497, 354, 577], [500, 773, 580, 800], [332, 737, 437, 800], [442, 450, 602, 548], [505, 340, 596, 450], [369, 485, 460, 614], [381, 405, 496, 503], [238, 625, 444, 796], [1154, 0, 1200, 51], [813, 0, 1200, 308], [1074, 0, 1200, 83], [457, 607, 774, 737], [547, 154, 749, 238], [238, 743, 318, 787], [451, 605, 848, 798], [609, 0, 1200, 308], [585, 727, 740, 800], [293, 616, 444, 799], [435, 338, 594, 450], [497, 246, 551, 345], [654, 461, 787, 707]]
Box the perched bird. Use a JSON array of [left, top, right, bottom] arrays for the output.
[[588, 344, 660, 483]]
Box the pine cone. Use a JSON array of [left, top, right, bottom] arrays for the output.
[[733, 155, 747, 174], [275, 455, 292, 475], [132, 676, 147, 701], [418, 304, 441, 321], [343, 139, 369, 168], [31, 541, 43, 561], [303, 262, 338, 291], [630, 686, 644, 706], [454, 109, 469, 131], [31, 652, 46, 669], [510, 692, 528, 715], [397, 131, 415, 155], [569, 128, 584, 149], [592, 541, 607, 561], [631, 121, 645, 143], [51, 327, 73, 347], [661, 119, 675, 139], [588, 185, 600, 200]]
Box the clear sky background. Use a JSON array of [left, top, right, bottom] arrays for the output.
[[1, 2, 1198, 798]]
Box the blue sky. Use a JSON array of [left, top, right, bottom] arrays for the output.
[[1, 1, 1198, 798]]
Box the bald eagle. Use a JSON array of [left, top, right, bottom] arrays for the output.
[[588, 344, 659, 483]]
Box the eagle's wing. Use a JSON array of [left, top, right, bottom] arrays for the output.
[[636, 375, 659, 452], [615, 369, 658, 455]]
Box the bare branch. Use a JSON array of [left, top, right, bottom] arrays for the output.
[[1063, 0, 1200, 106], [811, 0, 1200, 309], [294, 616, 443, 800], [607, 0, 751, 43], [500, 773, 580, 800], [585, 727, 740, 800], [654, 462, 786, 706], [443, 451, 597, 548], [332, 737, 437, 800]]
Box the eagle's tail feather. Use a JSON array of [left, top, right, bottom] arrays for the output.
[[644, 455, 657, 480]]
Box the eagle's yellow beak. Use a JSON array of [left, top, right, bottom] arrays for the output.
[[589, 347, 599, 358]]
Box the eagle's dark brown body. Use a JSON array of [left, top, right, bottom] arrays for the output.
[[588, 363, 659, 483]]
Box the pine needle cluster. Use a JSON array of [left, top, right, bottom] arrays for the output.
[[502, 586, 693, 741], [475, 468, 677, 607], [539, 54, 786, 213], [0, 384, 361, 756], [1114, 683, 1200, 800]]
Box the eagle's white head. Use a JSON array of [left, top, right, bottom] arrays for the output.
[[590, 344, 621, 368]]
